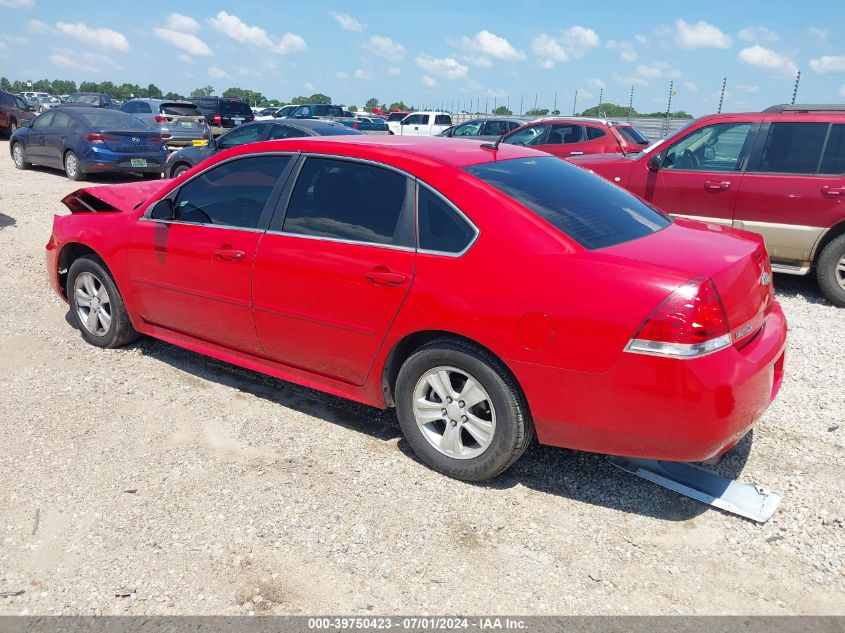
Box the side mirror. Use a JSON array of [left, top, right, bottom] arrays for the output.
[[149, 199, 175, 221], [647, 152, 663, 172]]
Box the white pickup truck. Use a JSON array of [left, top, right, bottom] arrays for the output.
[[388, 111, 453, 136]]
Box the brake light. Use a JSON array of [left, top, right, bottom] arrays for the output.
[[154, 115, 167, 123], [212, 114, 222, 125], [160, 134, 171, 139], [85, 133, 119, 144], [625, 278, 731, 358], [353, 122, 358, 129]]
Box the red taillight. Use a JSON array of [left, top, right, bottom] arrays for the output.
[[626, 278, 731, 358], [154, 115, 167, 123], [160, 134, 170, 139], [212, 114, 222, 125], [85, 133, 119, 144], [353, 122, 358, 129]]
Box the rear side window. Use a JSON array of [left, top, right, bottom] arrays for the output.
[[756, 122, 829, 174], [161, 103, 200, 116], [464, 157, 670, 250], [283, 157, 413, 247], [434, 114, 452, 125], [547, 124, 584, 145], [173, 156, 290, 229], [418, 186, 476, 254], [820, 124, 845, 175], [482, 120, 511, 137], [586, 126, 607, 140], [52, 110, 74, 128]]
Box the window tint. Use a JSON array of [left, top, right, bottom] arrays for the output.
[[820, 124, 845, 175], [756, 122, 828, 174], [453, 121, 482, 137], [434, 114, 452, 125], [31, 111, 55, 128], [387, 112, 408, 122], [79, 111, 150, 130], [283, 158, 412, 247], [482, 120, 511, 137], [664, 122, 751, 172], [418, 187, 475, 254], [217, 123, 264, 149], [268, 125, 307, 139], [173, 156, 290, 229], [161, 103, 200, 116], [616, 125, 648, 144], [503, 124, 547, 146], [70, 94, 101, 105], [465, 157, 670, 250], [220, 101, 253, 116], [0, 92, 13, 106], [51, 110, 74, 128], [15, 97, 27, 110], [547, 124, 584, 145], [586, 126, 607, 140]]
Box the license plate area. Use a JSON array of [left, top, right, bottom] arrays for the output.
[[130, 158, 147, 168]]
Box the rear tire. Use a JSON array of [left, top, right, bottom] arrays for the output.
[[67, 255, 139, 348], [816, 233, 845, 307], [9, 120, 18, 135], [395, 338, 533, 481], [11, 142, 30, 170], [64, 150, 83, 181]]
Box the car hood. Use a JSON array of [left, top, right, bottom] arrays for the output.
[[61, 180, 169, 214]]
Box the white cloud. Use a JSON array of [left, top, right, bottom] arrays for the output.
[[55, 21, 130, 52], [736, 83, 760, 93], [208, 11, 306, 55], [620, 49, 637, 62], [364, 35, 405, 62], [335, 71, 349, 79], [462, 54, 493, 68], [738, 45, 797, 76], [587, 78, 605, 89], [153, 28, 212, 56], [457, 30, 525, 61], [808, 27, 829, 45], [177, 53, 195, 64], [304, 82, 315, 91], [674, 19, 731, 49], [531, 26, 599, 69], [682, 81, 698, 91], [810, 55, 845, 74], [635, 61, 680, 81], [354, 68, 372, 80], [48, 53, 74, 68], [415, 54, 469, 80], [420, 75, 437, 87], [0, 0, 33, 7], [737, 26, 778, 43], [27, 18, 48, 33], [49, 50, 121, 73], [332, 12, 363, 32], [387, 66, 401, 76], [208, 66, 229, 79], [634, 34, 648, 45], [165, 12, 200, 34]]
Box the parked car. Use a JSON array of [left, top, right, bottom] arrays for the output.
[[438, 117, 527, 141], [388, 111, 453, 136], [569, 104, 845, 306], [46, 136, 786, 481], [502, 117, 649, 157], [339, 115, 389, 134], [163, 118, 363, 178], [0, 89, 36, 137], [187, 96, 255, 136], [288, 104, 346, 119], [119, 99, 209, 149], [63, 93, 117, 109], [10, 107, 168, 180], [255, 105, 297, 121]]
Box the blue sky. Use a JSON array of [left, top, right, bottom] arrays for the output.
[[1, 0, 843, 114]]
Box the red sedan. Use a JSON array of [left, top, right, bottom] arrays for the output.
[[46, 136, 787, 481]]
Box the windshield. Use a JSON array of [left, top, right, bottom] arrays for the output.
[[616, 126, 649, 145], [80, 111, 150, 130], [464, 157, 670, 250]]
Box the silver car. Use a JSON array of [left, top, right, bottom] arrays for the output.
[[119, 99, 209, 148]]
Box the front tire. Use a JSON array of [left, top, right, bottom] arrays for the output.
[[171, 163, 191, 178], [816, 233, 845, 307], [12, 142, 30, 170], [9, 120, 18, 135], [64, 150, 83, 181], [67, 256, 139, 348], [395, 339, 533, 481]]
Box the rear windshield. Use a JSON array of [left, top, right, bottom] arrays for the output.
[[70, 94, 100, 105], [464, 157, 670, 250], [79, 111, 150, 130], [220, 101, 253, 116], [616, 126, 649, 145], [312, 124, 364, 136], [161, 103, 200, 116]]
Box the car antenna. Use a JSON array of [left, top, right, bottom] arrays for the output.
[[480, 134, 504, 153]]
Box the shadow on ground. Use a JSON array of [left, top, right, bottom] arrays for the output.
[[0, 213, 15, 229], [774, 272, 831, 306], [23, 164, 161, 185], [60, 311, 756, 522]]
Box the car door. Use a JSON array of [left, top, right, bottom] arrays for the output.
[[24, 110, 55, 163], [627, 120, 756, 225], [732, 120, 843, 266], [400, 113, 428, 136], [252, 155, 416, 385], [126, 154, 294, 353], [534, 123, 588, 158], [41, 109, 74, 165]]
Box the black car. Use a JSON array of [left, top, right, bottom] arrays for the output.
[[438, 117, 529, 141], [163, 118, 363, 178], [187, 96, 255, 136], [62, 93, 117, 109]]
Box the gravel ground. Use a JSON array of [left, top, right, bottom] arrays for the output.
[[0, 138, 843, 615]]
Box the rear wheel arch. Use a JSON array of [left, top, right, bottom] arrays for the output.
[[813, 221, 845, 263]]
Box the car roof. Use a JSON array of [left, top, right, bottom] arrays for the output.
[[227, 135, 543, 168]]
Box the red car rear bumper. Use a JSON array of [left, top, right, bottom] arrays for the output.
[[512, 302, 787, 462]]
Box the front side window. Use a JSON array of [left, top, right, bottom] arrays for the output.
[[453, 121, 482, 137], [282, 157, 413, 247], [755, 122, 828, 174], [418, 186, 476, 254], [547, 124, 584, 145], [434, 115, 452, 125], [503, 124, 548, 147], [663, 122, 751, 172], [15, 96, 27, 110], [172, 156, 290, 229], [465, 157, 670, 250], [216, 124, 264, 149]]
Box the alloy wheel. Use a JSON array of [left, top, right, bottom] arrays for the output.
[[836, 254, 845, 292], [12, 145, 23, 168], [412, 366, 496, 460], [74, 272, 112, 337], [65, 153, 78, 179]]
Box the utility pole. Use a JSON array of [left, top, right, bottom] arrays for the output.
[[534, 93, 538, 112], [485, 97, 489, 114], [628, 85, 635, 122], [791, 70, 801, 105], [519, 94, 523, 115], [598, 88, 603, 106], [663, 80, 674, 137], [553, 91, 557, 114], [493, 96, 497, 113], [572, 90, 578, 116], [717, 77, 727, 113]]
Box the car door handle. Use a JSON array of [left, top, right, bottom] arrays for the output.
[[213, 246, 245, 261], [365, 269, 407, 286], [569, 151, 584, 155], [821, 186, 845, 198], [704, 180, 731, 191]]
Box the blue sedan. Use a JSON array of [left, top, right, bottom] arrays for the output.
[[9, 107, 168, 180]]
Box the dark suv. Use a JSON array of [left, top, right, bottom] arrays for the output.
[[0, 90, 35, 136], [570, 105, 845, 306], [187, 96, 254, 136], [63, 93, 117, 108]]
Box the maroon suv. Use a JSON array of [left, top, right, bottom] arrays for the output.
[[570, 105, 845, 306], [0, 90, 35, 137]]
